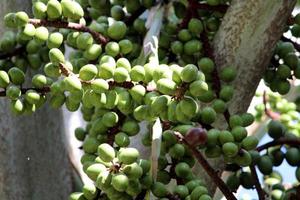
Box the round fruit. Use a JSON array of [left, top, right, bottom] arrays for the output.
[[97, 143, 115, 162], [175, 162, 191, 178], [257, 155, 273, 175], [118, 148, 139, 164], [185, 127, 207, 146], [268, 120, 285, 139], [222, 142, 238, 157], [111, 174, 129, 192]]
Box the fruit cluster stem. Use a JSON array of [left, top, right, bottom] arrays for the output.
[[256, 137, 300, 151], [173, 131, 238, 200], [29, 19, 108, 45], [249, 165, 266, 200]]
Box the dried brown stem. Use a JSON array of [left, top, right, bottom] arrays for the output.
[[173, 131, 237, 200], [29, 19, 108, 45]]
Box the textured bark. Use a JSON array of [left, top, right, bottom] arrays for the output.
[[193, 0, 297, 196], [0, 1, 73, 200]]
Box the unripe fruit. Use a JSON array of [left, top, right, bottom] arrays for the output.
[[25, 90, 40, 104], [118, 148, 139, 164], [49, 48, 65, 64], [33, 2, 47, 19], [268, 120, 285, 139], [64, 76, 82, 92], [47, 0, 62, 19], [79, 64, 98, 81], [220, 67, 237, 82], [151, 182, 168, 198], [189, 80, 208, 97], [113, 67, 129, 83], [119, 39, 133, 54], [181, 64, 198, 83], [156, 78, 177, 95], [179, 97, 198, 118], [241, 113, 254, 127], [96, 170, 112, 190], [229, 115, 243, 128], [218, 130, 234, 145], [198, 57, 214, 74], [257, 155, 273, 175], [200, 107, 217, 124], [47, 32, 63, 49], [69, 192, 86, 200], [115, 132, 130, 147], [15, 11, 28, 27], [102, 112, 118, 127], [97, 143, 115, 162], [241, 136, 258, 150], [269, 148, 284, 166], [105, 42, 120, 57], [174, 185, 189, 199], [21, 24, 36, 39], [0, 71, 9, 88], [4, 13, 16, 28], [61, 0, 84, 20], [175, 162, 191, 178], [123, 162, 143, 179], [111, 174, 129, 192], [129, 85, 145, 104], [6, 86, 21, 100], [232, 126, 247, 142], [184, 40, 202, 55], [126, 180, 142, 196], [188, 18, 203, 35], [226, 174, 240, 192], [185, 127, 207, 146], [35, 26, 49, 42], [84, 44, 102, 61], [83, 137, 100, 154], [108, 21, 127, 40], [207, 129, 220, 146], [8, 67, 25, 85], [77, 33, 94, 50], [98, 63, 115, 79], [222, 142, 238, 157], [82, 184, 98, 200], [130, 65, 145, 82], [199, 194, 212, 200], [239, 172, 254, 189], [50, 93, 65, 108], [169, 144, 185, 159], [74, 127, 86, 141], [190, 186, 208, 200], [219, 85, 234, 102], [285, 147, 300, 166]]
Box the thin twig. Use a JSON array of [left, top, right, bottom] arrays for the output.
[[256, 138, 300, 152], [173, 131, 237, 200], [29, 19, 108, 45], [250, 165, 266, 200]]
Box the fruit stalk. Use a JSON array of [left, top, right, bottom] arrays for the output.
[[249, 165, 266, 200]]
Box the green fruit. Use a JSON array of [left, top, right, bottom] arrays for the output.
[[241, 136, 258, 150], [257, 155, 273, 175], [25, 90, 40, 104], [284, 52, 298, 69], [125, 180, 142, 196], [175, 162, 191, 178], [171, 41, 183, 55], [4, 13, 17, 28], [119, 39, 133, 54], [169, 144, 185, 159], [241, 113, 254, 127], [188, 18, 203, 35], [218, 130, 234, 145], [50, 93, 65, 108], [79, 64, 98, 81], [83, 184, 98, 200], [83, 44, 102, 60], [229, 115, 243, 128], [151, 182, 168, 198], [285, 147, 300, 166], [189, 80, 208, 97], [102, 112, 118, 127], [8, 67, 25, 85], [33, 2, 47, 19], [198, 57, 214, 74], [226, 174, 240, 192], [91, 79, 109, 94], [277, 64, 291, 79], [199, 195, 212, 200], [219, 85, 234, 102], [6, 86, 21, 100], [116, 58, 131, 71], [76, 33, 94, 50], [98, 63, 115, 79], [123, 162, 143, 179], [179, 97, 198, 117], [222, 142, 238, 157], [268, 120, 285, 139], [200, 107, 217, 124], [47, 32, 63, 49], [220, 67, 237, 82], [121, 120, 140, 136], [231, 126, 247, 142], [113, 67, 129, 83], [69, 192, 87, 200], [34, 26, 49, 42], [49, 48, 65, 64], [105, 42, 120, 57], [190, 186, 208, 200], [118, 148, 139, 164], [112, 174, 129, 192], [207, 129, 220, 146], [61, 0, 84, 20], [156, 78, 177, 95], [239, 172, 254, 189], [150, 95, 169, 115], [115, 132, 130, 147], [130, 65, 145, 82], [63, 76, 82, 92], [212, 99, 226, 113], [111, 5, 125, 20], [178, 29, 192, 42], [96, 171, 112, 190], [83, 137, 100, 154], [174, 185, 189, 199], [97, 143, 115, 162], [181, 64, 198, 82], [47, 0, 62, 19], [108, 21, 127, 40], [21, 24, 36, 39], [15, 11, 28, 27], [0, 71, 9, 88], [183, 40, 202, 55], [74, 127, 86, 141]]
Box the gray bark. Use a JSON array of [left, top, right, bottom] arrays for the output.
[[0, 1, 73, 200]]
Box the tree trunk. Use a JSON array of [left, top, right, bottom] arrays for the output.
[[0, 1, 73, 200]]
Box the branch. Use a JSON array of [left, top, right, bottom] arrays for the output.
[[0, 86, 50, 97], [250, 165, 266, 200], [263, 91, 281, 120], [29, 19, 108, 45], [173, 131, 237, 200], [0, 46, 25, 60], [256, 138, 300, 152]]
